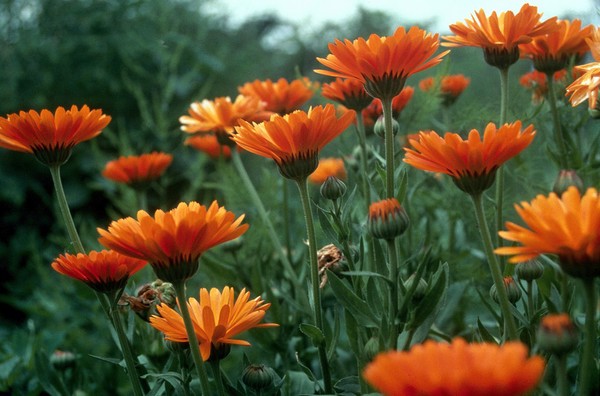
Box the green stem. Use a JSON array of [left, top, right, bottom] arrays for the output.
[[546, 75, 569, 169], [499, 67, 509, 126], [354, 112, 371, 203], [470, 193, 518, 340], [495, 68, 509, 252], [210, 360, 226, 396], [136, 188, 148, 212], [556, 354, 569, 396], [295, 179, 333, 394], [49, 165, 85, 254], [526, 281, 535, 323], [108, 293, 145, 396], [386, 239, 400, 349], [231, 151, 300, 288], [578, 279, 597, 396], [382, 98, 395, 199], [172, 281, 211, 395], [282, 178, 293, 265]]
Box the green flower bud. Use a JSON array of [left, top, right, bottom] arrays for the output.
[[515, 260, 544, 282], [320, 176, 347, 201], [241, 364, 276, 391], [552, 169, 583, 196], [404, 274, 428, 302], [374, 115, 399, 138], [537, 314, 578, 356], [490, 276, 521, 304], [50, 350, 76, 371], [368, 198, 410, 240], [363, 336, 380, 362]]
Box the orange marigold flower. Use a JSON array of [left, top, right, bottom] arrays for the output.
[[185, 135, 233, 159], [363, 338, 545, 396], [179, 96, 271, 145], [420, 75, 470, 105], [520, 19, 593, 74], [404, 121, 535, 195], [232, 104, 355, 181], [566, 62, 600, 109], [443, 4, 557, 69], [363, 87, 415, 122], [51, 250, 147, 294], [315, 26, 448, 100], [520, 69, 567, 104], [321, 78, 372, 112], [102, 152, 173, 186], [97, 201, 249, 283], [496, 186, 600, 278], [149, 287, 278, 361], [238, 77, 315, 114], [0, 105, 111, 166], [308, 157, 347, 184]]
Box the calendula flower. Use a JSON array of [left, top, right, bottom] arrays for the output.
[[238, 77, 315, 114], [51, 250, 147, 294], [315, 26, 448, 100], [185, 135, 233, 159], [537, 313, 579, 355], [232, 104, 355, 181], [520, 69, 567, 104], [566, 62, 600, 109], [321, 78, 372, 112], [179, 96, 270, 145], [308, 157, 347, 184], [97, 201, 248, 283], [364, 87, 415, 123], [443, 4, 557, 69], [102, 152, 173, 187], [0, 105, 111, 166], [420, 74, 471, 105], [363, 338, 545, 396], [404, 121, 535, 195], [496, 186, 600, 278], [149, 287, 277, 361], [368, 198, 410, 240], [520, 19, 593, 74]]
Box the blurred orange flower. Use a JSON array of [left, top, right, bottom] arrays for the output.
[[420, 74, 470, 105], [496, 186, 600, 278], [404, 121, 535, 194], [308, 157, 347, 184], [232, 104, 355, 180], [520, 19, 593, 73], [315, 26, 448, 100], [238, 77, 315, 114], [185, 135, 233, 159], [443, 4, 557, 68], [51, 250, 147, 294], [321, 78, 372, 112], [363, 338, 545, 396], [102, 152, 172, 186], [98, 201, 248, 283], [362, 87, 415, 124], [149, 287, 277, 361], [0, 105, 111, 166], [520, 69, 567, 104]]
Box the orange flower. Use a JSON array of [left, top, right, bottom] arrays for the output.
[[520, 69, 567, 104], [97, 201, 248, 283], [404, 121, 535, 194], [51, 250, 147, 294], [308, 157, 347, 184], [443, 4, 557, 69], [102, 152, 173, 186], [238, 77, 315, 114], [0, 105, 111, 166], [419, 77, 435, 92], [232, 104, 355, 180], [363, 87, 415, 122], [149, 287, 277, 361], [520, 19, 593, 73], [179, 95, 270, 138], [496, 187, 600, 278], [368, 198, 410, 240], [315, 26, 448, 100], [420, 75, 470, 105], [566, 62, 600, 109], [185, 135, 233, 159], [321, 78, 372, 112], [363, 338, 545, 396]]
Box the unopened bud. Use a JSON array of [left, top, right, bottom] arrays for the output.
[[490, 276, 522, 304], [537, 313, 578, 356], [320, 176, 347, 201], [363, 336, 380, 362], [404, 274, 428, 302], [516, 260, 544, 282], [552, 170, 583, 196], [368, 198, 410, 240], [50, 350, 76, 371], [241, 364, 276, 391], [374, 116, 399, 138]]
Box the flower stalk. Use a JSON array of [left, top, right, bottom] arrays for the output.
[[382, 97, 395, 199], [578, 278, 598, 396]]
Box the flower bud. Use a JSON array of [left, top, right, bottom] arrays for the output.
[[374, 115, 399, 138], [490, 276, 521, 304], [552, 169, 583, 195], [515, 260, 544, 282], [363, 336, 380, 362], [368, 198, 410, 240], [50, 350, 76, 371], [537, 313, 578, 356], [320, 176, 347, 201], [404, 274, 428, 302], [241, 364, 276, 391]]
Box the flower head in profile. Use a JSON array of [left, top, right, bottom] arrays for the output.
[[316, 26, 448, 100], [232, 104, 355, 181], [364, 338, 544, 396], [0, 105, 111, 166], [363, 86, 415, 123], [404, 121, 535, 195], [566, 62, 600, 109], [97, 201, 248, 283], [443, 4, 557, 69], [321, 78, 372, 112], [308, 157, 347, 184], [51, 250, 147, 294], [520, 19, 593, 74], [238, 77, 315, 114], [420, 74, 470, 105], [185, 135, 233, 159], [496, 187, 600, 278], [102, 152, 173, 187], [149, 287, 278, 361], [368, 198, 410, 240], [520, 69, 567, 104]]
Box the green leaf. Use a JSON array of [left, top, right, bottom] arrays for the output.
[[327, 271, 378, 327], [340, 271, 392, 285], [327, 309, 341, 360], [477, 317, 498, 343], [334, 376, 361, 395], [410, 263, 448, 327], [299, 323, 325, 346]]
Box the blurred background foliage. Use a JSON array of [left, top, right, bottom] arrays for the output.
[[0, 0, 595, 394]]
